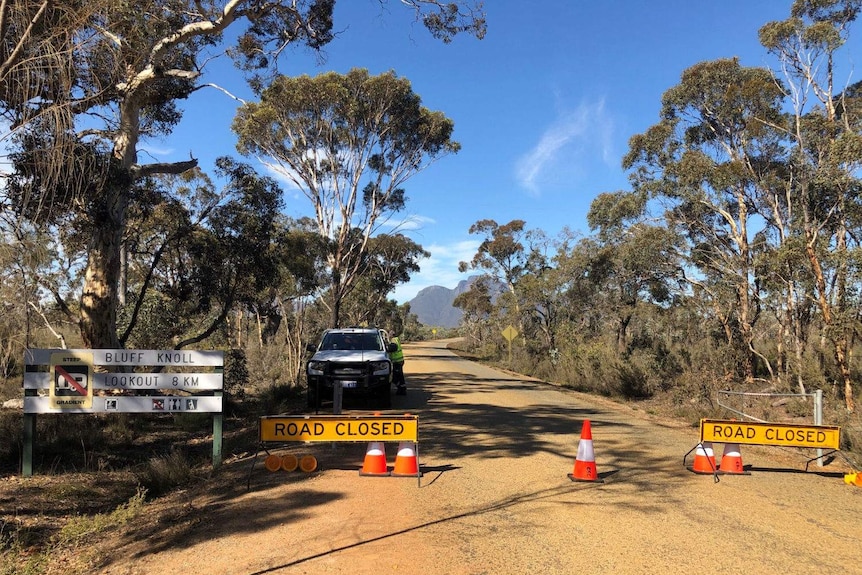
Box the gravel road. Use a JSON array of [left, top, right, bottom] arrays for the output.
[[104, 339, 862, 575]]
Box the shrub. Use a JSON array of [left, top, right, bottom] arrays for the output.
[[616, 360, 651, 399], [224, 348, 248, 400], [0, 409, 21, 470], [134, 451, 193, 498]]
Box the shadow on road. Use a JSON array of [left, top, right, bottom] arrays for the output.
[[244, 482, 607, 575]]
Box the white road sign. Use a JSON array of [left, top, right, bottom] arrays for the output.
[[24, 395, 223, 414]]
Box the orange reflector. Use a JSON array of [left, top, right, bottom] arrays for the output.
[[281, 454, 298, 472], [264, 454, 282, 472], [300, 455, 318, 473]]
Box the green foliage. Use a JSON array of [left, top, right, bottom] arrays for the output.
[[0, 540, 49, 575], [0, 478, 148, 575], [234, 68, 458, 327], [256, 382, 307, 415], [616, 360, 652, 399], [55, 488, 147, 546], [2, 0, 484, 349], [224, 349, 249, 400], [118, 293, 184, 350]]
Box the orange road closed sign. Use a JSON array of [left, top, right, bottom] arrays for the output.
[[259, 415, 418, 443], [700, 419, 840, 450]]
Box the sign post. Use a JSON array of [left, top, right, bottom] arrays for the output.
[[333, 381, 343, 415], [502, 325, 518, 365]]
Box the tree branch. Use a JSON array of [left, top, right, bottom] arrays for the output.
[[133, 158, 198, 179], [0, 0, 51, 81], [28, 301, 68, 349], [191, 82, 248, 105]]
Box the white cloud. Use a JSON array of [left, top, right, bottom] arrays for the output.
[[137, 143, 174, 160], [260, 160, 304, 192], [515, 97, 616, 195], [378, 213, 435, 233]]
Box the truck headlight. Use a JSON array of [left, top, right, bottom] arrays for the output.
[[370, 361, 390, 375], [307, 361, 325, 375]]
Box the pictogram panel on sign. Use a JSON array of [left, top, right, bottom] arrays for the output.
[[49, 352, 94, 410]]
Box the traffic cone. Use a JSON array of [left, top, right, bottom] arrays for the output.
[[690, 442, 717, 474], [718, 443, 749, 474], [392, 441, 421, 477], [568, 419, 603, 482], [359, 441, 390, 476]]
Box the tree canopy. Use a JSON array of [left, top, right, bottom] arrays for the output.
[[233, 68, 459, 326], [0, 0, 485, 347]]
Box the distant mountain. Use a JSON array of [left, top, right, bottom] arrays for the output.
[[407, 277, 476, 328]]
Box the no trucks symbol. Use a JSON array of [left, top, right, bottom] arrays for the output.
[[49, 352, 94, 409]]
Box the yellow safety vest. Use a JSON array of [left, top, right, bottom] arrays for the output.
[[389, 338, 404, 363]]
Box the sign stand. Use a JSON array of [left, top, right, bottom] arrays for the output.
[[501, 325, 518, 366]]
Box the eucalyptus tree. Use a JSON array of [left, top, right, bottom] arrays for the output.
[[458, 219, 532, 334], [759, 0, 862, 411], [0, 214, 74, 356], [233, 69, 459, 327], [361, 233, 430, 317], [117, 158, 285, 350], [516, 232, 564, 353], [551, 229, 602, 340], [624, 58, 786, 384], [586, 190, 680, 354], [117, 168, 220, 348], [334, 233, 428, 329], [0, 0, 104, 202], [452, 276, 495, 347], [2, 1, 485, 349]]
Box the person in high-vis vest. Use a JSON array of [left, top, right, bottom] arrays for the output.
[[389, 336, 406, 395]]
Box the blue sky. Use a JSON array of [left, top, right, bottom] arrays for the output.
[[152, 1, 816, 304]]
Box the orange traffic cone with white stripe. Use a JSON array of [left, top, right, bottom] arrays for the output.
[[359, 441, 390, 476], [568, 419, 603, 483], [718, 443, 749, 474], [690, 441, 717, 474], [392, 441, 421, 477]]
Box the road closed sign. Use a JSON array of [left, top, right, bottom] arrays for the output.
[[700, 419, 840, 450], [260, 415, 418, 443], [49, 351, 94, 410]]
